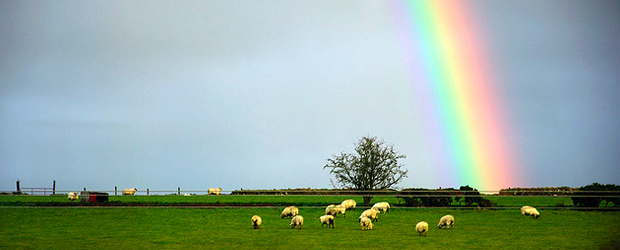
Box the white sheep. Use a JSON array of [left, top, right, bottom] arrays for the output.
[[251, 215, 262, 229], [416, 221, 429, 236], [360, 216, 373, 230], [319, 215, 335, 228], [372, 202, 390, 213], [359, 208, 380, 222], [290, 215, 304, 229], [521, 206, 540, 219], [325, 204, 346, 218], [122, 188, 137, 196], [183, 193, 192, 196], [336, 204, 347, 217], [208, 188, 222, 195], [438, 215, 455, 229], [67, 192, 79, 201], [325, 204, 335, 214], [281, 206, 299, 219], [341, 199, 357, 210]]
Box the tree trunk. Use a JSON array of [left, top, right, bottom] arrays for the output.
[[363, 196, 373, 206]]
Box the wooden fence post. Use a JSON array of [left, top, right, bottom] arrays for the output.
[[16, 180, 20, 193], [53, 180, 56, 195], [115, 186, 117, 196], [147, 188, 150, 196], [178, 187, 181, 195]]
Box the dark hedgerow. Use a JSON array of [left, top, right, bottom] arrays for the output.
[[571, 183, 620, 207], [396, 186, 496, 207]]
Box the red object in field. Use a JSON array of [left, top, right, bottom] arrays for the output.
[[80, 191, 108, 202]]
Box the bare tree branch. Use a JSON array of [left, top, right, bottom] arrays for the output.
[[323, 136, 408, 204]]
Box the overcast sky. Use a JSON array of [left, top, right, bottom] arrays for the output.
[[1, 0, 619, 192]]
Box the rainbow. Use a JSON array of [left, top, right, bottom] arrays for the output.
[[391, 0, 517, 191]]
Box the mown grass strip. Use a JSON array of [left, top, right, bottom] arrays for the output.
[[0, 194, 613, 209]]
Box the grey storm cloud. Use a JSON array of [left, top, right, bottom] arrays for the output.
[[1, 0, 619, 191]]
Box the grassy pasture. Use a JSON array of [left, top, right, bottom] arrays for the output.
[[1, 206, 619, 249], [0, 195, 584, 208], [0, 195, 403, 207]]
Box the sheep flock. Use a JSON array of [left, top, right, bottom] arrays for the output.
[[247, 200, 541, 237]]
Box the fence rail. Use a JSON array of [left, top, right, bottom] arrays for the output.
[[20, 188, 54, 196]]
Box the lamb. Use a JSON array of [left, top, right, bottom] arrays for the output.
[[319, 215, 335, 228], [341, 199, 356, 210], [208, 188, 222, 195], [290, 215, 304, 229], [67, 192, 79, 201], [359, 208, 380, 222], [416, 221, 429, 236], [372, 202, 390, 213], [251, 215, 262, 229], [438, 215, 455, 229], [521, 206, 540, 219], [360, 216, 373, 230], [325, 204, 346, 218], [122, 188, 137, 196], [281, 206, 299, 219]]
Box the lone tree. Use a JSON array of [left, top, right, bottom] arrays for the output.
[[324, 136, 408, 206]]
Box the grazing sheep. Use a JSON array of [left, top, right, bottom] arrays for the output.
[[319, 215, 335, 228], [360, 216, 373, 230], [438, 215, 455, 229], [281, 206, 299, 219], [372, 202, 390, 213], [122, 188, 137, 196], [359, 208, 380, 222], [325, 204, 346, 218], [341, 199, 357, 210], [290, 215, 304, 229], [67, 192, 79, 201], [416, 221, 429, 236], [183, 193, 192, 196], [521, 206, 540, 219], [325, 204, 336, 214], [251, 215, 262, 229], [208, 188, 222, 195]]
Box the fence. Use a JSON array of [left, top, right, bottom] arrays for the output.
[[15, 180, 56, 195], [8, 188, 620, 197], [20, 187, 55, 196]]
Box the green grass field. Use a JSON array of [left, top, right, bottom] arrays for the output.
[[0, 194, 586, 208], [1, 204, 620, 249]]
